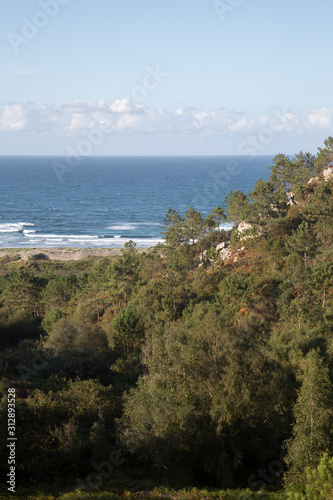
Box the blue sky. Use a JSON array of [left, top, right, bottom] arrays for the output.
[[0, 0, 332, 155]]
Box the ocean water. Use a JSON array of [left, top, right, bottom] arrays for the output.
[[0, 156, 273, 248]]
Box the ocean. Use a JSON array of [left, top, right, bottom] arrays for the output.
[[0, 156, 273, 248]]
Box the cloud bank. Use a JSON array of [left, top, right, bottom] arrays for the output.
[[0, 100, 332, 142]]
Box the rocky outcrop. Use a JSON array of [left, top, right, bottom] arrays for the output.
[[237, 221, 260, 240], [308, 167, 333, 185], [286, 192, 296, 205], [322, 167, 333, 181], [198, 240, 245, 267], [216, 241, 227, 251], [220, 247, 232, 261], [238, 221, 253, 235], [217, 242, 244, 262], [308, 176, 320, 185]]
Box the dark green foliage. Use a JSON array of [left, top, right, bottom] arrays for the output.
[[269, 153, 293, 192], [290, 151, 315, 186], [43, 319, 109, 354], [286, 221, 317, 268], [249, 179, 287, 235], [28, 252, 50, 261], [13, 379, 118, 484], [183, 206, 204, 244], [314, 136, 333, 174], [305, 181, 333, 247], [212, 205, 226, 230], [160, 207, 185, 252], [0, 269, 45, 317], [41, 273, 79, 312], [225, 190, 251, 223], [112, 304, 141, 354], [285, 351, 333, 482], [110, 240, 140, 306]]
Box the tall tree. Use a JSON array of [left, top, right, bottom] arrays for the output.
[[212, 205, 226, 230], [305, 182, 333, 247], [1, 270, 43, 318], [160, 207, 185, 252], [311, 262, 333, 308], [249, 179, 287, 235], [285, 350, 333, 480], [183, 206, 203, 245], [269, 153, 293, 192], [111, 240, 139, 306], [291, 151, 315, 186], [286, 221, 317, 268], [225, 190, 251, 224], [314, 136, 333, 174]]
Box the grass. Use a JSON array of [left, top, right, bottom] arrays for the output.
[[0, 487, 288, 500]]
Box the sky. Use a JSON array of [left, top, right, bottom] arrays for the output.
[[0, 0, 332, 156]]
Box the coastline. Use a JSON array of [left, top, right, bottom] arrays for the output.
[[0, 247, 151, 262]]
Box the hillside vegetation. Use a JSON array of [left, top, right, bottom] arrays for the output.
[[1, 138, 333, 499]]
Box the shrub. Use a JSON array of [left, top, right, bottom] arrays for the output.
[[287, 454, 333, 499]]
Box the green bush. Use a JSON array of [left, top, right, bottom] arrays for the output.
[[28, 253, 50, 261], [287, 454, 333, 499]]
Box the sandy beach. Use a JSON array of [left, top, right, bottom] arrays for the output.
[[0, 247, 151, 262]]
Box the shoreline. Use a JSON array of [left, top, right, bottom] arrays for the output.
[[0, 247, 151, 262]]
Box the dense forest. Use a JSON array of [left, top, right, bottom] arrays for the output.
[[1, 138, 333, 500]]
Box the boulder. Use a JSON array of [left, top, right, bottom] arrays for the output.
[[238, 221, 252, 234], [216, 241, 227, 251], [322, 167, 333, 181], [220, 248, 232, 261], [286, 192, 296, 205], [308, 176, 320, 185]]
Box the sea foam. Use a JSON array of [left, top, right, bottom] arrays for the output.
[[0, 222, 34, 233]]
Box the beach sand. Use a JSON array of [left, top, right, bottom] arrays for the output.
[[0, 247, 151, 262]]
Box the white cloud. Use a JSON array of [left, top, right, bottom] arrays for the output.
[[228, 117, 249, 132], [307, 108, 333, 128], [109, 98, 144, 114], [65, 112, 95, 132], [0, 104, 27, 131], [116, 114, 141, 130], [0, 100, 332, 140]]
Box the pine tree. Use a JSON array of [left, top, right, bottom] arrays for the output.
[[183, 206, 203, 245], [305, 182, 333, 247], [160, 207, 185, 252], [225, 190, 251, 224], [314, 136, 333, 174], [291, 151, 315, 186], [249, 179, 287, 235], [269, 153, 293, 192], [286, 221, 317, 268], [212, 205, 226, 230]]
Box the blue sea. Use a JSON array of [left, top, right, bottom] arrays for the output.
[[0, 156, 273, 248]]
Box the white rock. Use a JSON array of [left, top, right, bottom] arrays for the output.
[[286, 192, 296, 205], [238, 221, 252, 234], [322, 167, 333, 181], [216, 242, 227, 251], [308, 176, 320, 184], [220, 248, 232, 261], [234, 256, 238, 263]]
